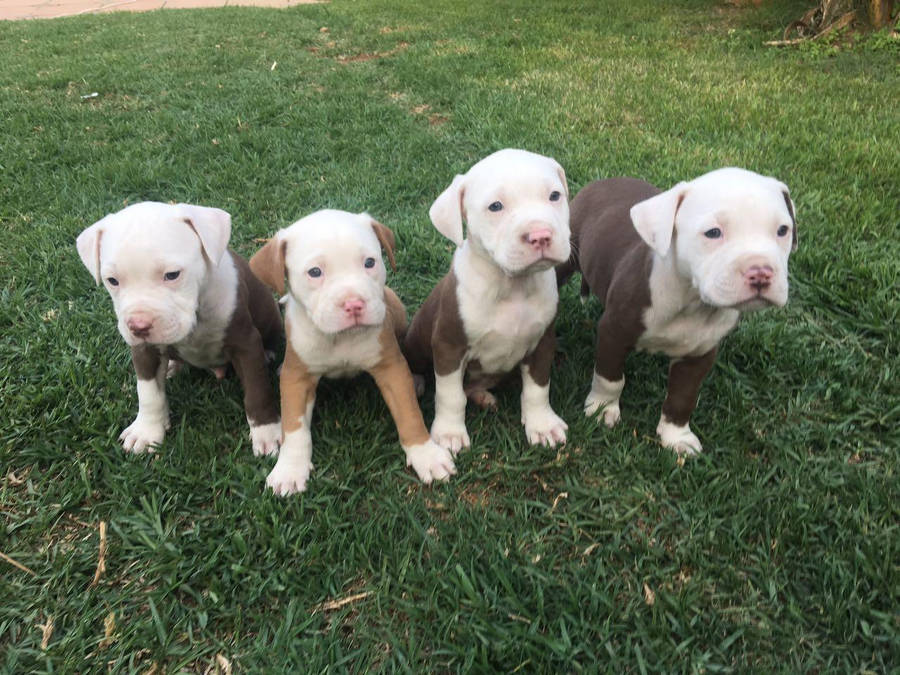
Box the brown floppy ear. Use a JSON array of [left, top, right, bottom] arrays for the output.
[[249, 236, 287, 294], [370, 219, 397, 272]]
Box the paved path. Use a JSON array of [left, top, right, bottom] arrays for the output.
[[2, 0, 317, 21]]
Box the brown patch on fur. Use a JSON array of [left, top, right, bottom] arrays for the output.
[[279, 326, 318, 434], [370, 289, 429, 447], [403, 270, 467, 377], [131, 344, 163, 380], [371, 221, 397, 272], [249, 237, 287, 295], [521, 321, 557, 388], [661, 349, 718, 426]]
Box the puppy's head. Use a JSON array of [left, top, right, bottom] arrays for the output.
[[429, 148, 571, 276], [76, 201, 231, 346], [250, 210, 395, 335], [630, 167, 797, 310]]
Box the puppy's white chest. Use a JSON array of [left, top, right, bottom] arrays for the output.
[[638, 302, 739, 358], [458, 272, 557, 374]]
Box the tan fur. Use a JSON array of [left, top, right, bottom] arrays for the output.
[[371, 221, 397, 272], [280, 322, 319, 434], [249, 238, 287, 295]]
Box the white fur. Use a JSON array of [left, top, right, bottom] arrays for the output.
[[656, 416, 702, 455], [428, 149, 570, 451], [584, 374, 625, 427], [630, 167, 794, 311], [267, 399, 315, 495], [431, 368, 469, 454], [403, 439, 457, 483], [120, 361, 169, 453], [248, 419, 282, 457], [520, 365, 568, 447], [276, 210, 388, 336]]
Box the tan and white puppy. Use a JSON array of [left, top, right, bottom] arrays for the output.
[[76, 201, 283, 456], [250, 209, 456, 495], [404, 149, 571, 453], [559, 167, 797, 454]]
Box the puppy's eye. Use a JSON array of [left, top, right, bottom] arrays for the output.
[[703, 228, 723, 239], [106, 277, 119, 286], [488, 201, 503, 212], [308, 267, 322, 278], [549, 191, 562, 202], [164, 271, 180, 281], [777, 225, 790, 237], [364, 257, 376, 269]]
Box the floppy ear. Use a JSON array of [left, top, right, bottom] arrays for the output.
[[629, 182, 688, 257], [76, 216, 111, 285], [177, 204, 231, 267], [780, 185, 798, 252], [250, 235, 287, 295], [367, 216, 397, 272], [554, 161, 569, 199], [429, 174, 466, 246]]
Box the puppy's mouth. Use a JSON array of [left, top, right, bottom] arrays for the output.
[[732, 295, 779, 312]]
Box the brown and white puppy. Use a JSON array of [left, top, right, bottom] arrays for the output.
[[559, 167, 797, 454], [250, 209, 456, 495], [76, 201, 282, 456], [404, 149, 571, 453]]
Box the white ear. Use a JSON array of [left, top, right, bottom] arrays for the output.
[[76, 215, 113, 285], [429, 174, 466, 246], [629, 182, 688, 257], [177, 203, 231, 266]]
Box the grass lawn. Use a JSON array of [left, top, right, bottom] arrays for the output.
[[1, 0, 898, 670]]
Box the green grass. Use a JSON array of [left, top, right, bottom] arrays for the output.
[[1, 0, 898, 671]]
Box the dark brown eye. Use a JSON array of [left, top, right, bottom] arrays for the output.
[[107, 277, 119, 286], [164, 271, 180, 281], [308, 267, 322, 278], [777, 225, 790, 237], [488, 201, 503, 212], [549, 191, 562, 202], [704, 228, 723, 239], [364, 257, 376, 269]]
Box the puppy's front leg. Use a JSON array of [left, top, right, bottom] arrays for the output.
[[657, 348, 717, 455], [520, 324, 567, 447], [120, 345, 170, 453], [431, 365, 470, 455], [266, 347, 318, 496], [584, 312, 634, 427], [228, 326, 281, 457], [369, 345, 456, 484]]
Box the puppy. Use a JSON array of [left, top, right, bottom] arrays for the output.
[[404, 149, 571, 452], [559, 168, 797, 454], [249, 209, 456, 495], [76, 201, 282, 456]]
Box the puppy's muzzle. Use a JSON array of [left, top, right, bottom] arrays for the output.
[[744, 264, 774, 293], [523, 227, 554, 252], [127, 313, 154, 339]]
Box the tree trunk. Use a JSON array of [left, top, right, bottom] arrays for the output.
[[866, 0, 894, 27]]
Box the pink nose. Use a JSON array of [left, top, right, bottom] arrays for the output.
[[526, 228, 553, 250], [127, 316, 153, 338], [342, 298, 366, 317], [744, 265, 774, 291]]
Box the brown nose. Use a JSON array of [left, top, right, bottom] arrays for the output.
[[127, 316, 153, 338], [744, 265, 774, 292]]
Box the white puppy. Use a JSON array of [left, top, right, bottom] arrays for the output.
[[250, 210, 456, 495], [76, 201, 283, 456], [404, 149, 572, 453]]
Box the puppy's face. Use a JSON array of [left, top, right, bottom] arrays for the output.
[[251, 210, 395, 335], [76, 202, 231, 346], [631, 168, 797, 310], [430, 149, 571, 276]]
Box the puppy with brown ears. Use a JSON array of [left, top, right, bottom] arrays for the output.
[[250, 209, 457, 495]]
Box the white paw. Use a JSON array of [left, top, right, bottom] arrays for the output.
[[405, 440, 456, 484], [249, 420, 281, 457], [523, 407, 568, 448], [657, 417, 702, 456], [119, 416, 169, 453], [165, 360, 183, 379], [430, 417, 470, 455], [266, 458, 313, 496], [585, 394, 621, 427]]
